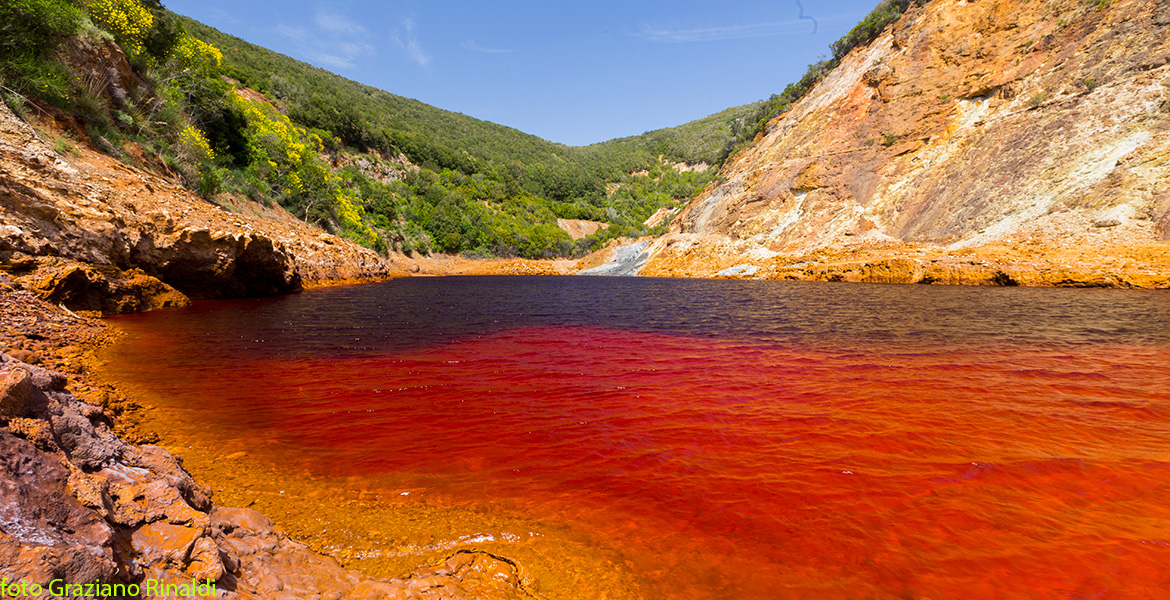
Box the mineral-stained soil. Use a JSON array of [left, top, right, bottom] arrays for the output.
[[555, 219, 607, 240], [636, 237, 1170, 286], [413, 255, 576, 276], [638, 0, 1170, 285]]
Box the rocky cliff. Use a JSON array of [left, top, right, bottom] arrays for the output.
[[641, 0, 1170, 286], [0, 102, 404, 316]]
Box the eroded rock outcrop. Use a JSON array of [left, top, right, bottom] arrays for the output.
[[642, 0, 1170, 285], [0, 101, 402, 315]]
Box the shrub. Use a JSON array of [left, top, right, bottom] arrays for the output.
[[197, 165, 222, 197], [172, 34, 222, 73], [82, 0, 153, 56], [51, 135, 77, 156], [0, 0, 85, 104], [0, 0, 84, 51], [142, 8, 183, 63], [176, 124, 221, 195], [2, 89, 25, 115], [177, 124, 214, 163], [830, 0, 917, 61]]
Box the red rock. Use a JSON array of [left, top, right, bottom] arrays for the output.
[[186, 537, 225, 582], [0, 367, 33, 416], [130, 521, 202, 567], [0, 431, 119, 585], [133, 445, 213, 512], [211, 507, 275, 536]]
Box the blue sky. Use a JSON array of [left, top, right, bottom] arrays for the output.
[[163, 0, 879, 146]]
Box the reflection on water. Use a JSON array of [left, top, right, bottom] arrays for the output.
[[104, 277, 1170, 599], [110, 276, 1170, 356]]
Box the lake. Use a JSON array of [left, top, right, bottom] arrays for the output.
[[102, 276, 1170, 599]]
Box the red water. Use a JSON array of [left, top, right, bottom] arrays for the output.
[[106, 322, 1170, 599]]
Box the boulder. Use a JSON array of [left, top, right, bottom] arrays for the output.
[[0, 367, 33, 417], [0, 431, 120, 585]]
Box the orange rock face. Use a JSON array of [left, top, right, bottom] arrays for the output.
[[645, 0, 1170, 285], [556, 218, 608, 240], [0, 102, 404, 315]]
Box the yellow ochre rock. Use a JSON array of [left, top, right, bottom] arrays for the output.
[[642, 0, 1170, 287]]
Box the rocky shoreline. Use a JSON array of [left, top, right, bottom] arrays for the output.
[[634, 237, 1170, 287]]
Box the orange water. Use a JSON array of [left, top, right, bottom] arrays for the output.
[[104, 278, 1170, 598]]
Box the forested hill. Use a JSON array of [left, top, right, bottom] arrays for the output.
[[180, 16, 611, 200], [179, 14, 758, 241]]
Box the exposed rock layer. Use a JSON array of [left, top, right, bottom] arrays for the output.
[[0, 102, 402, 315], [642, 0, 1170, 284]]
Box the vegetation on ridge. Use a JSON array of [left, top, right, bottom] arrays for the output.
[[0, 0, 85, 105]]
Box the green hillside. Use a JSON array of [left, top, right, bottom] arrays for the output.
[[181, 15, 759, 186], [179, 13, 757, 245]]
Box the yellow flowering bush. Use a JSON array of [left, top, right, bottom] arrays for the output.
[[334, 188, 380, 247], [177, 125, 214, 164], [84, 0, 153, 56], [172, 34, 223, 73], [229, 93, 381, 244], [175, 125, 219, 196], [232, 94, 316, 195]]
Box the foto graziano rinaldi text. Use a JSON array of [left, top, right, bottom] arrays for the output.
[[0, 577, 216, 598]]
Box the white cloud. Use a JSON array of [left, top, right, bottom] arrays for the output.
[[315, 11, 367, 36], [204, 6, 241, 27], [391, 18, 430, 67], [637, 19, 822, 43], [275, 12, 373, 69], [462, 40, 513, 54], [275, 24, 310, 43]]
